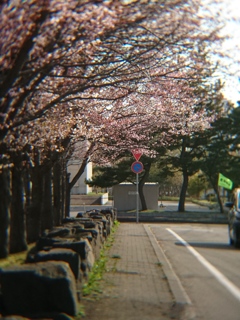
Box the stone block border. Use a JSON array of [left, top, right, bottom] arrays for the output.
[[0, 208, 117, 319]]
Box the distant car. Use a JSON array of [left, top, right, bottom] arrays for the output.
[[225, 188, 240, 248]]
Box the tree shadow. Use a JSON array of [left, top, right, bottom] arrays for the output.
[[175, 241, 235, 250]]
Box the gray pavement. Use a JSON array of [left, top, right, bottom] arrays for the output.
[[83, 223, 187, 320]]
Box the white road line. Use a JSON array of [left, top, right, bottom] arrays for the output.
[[167, 228, 240, 302]]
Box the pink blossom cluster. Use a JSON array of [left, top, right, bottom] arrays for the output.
[[0, 0, 225, 164]]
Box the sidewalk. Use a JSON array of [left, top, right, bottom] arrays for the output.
[[82, 223, 187, 320]]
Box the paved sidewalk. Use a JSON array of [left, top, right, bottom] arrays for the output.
[[83, 223, 185, 320]]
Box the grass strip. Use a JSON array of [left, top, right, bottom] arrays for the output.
[[82, 220, 120, 297]]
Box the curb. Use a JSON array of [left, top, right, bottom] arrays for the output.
[[144, 224, 197, 319]]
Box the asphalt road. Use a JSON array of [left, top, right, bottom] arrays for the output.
[[149, 223, 240, 320], [70, 201, 216, 214]]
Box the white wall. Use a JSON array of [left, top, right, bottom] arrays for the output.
[[68, 160, 92, 194], [67, 140, 93, 194]]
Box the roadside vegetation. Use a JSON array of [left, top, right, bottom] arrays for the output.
[[0, 244, 35, 269], [78, 221, 120, 318], [82, 221, 120, 298]]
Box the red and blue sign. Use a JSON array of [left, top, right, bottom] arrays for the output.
[[131, 161, 144, 174]]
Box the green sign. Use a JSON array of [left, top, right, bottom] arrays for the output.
[[218, 173, 233, 190]]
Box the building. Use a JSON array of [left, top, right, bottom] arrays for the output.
[[67, 141, 92, 194], [113, 182, 159, 211]]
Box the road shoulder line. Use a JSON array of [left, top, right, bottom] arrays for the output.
[[144, 224, 197, 320], [167, 227, 240, 303]]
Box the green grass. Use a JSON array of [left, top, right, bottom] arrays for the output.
[[82, 220, 120, 297], [0, 244, 35, 268], [82, 251, 107, 296], [86, 192, 105, 196], [190, 198, 218, 207]]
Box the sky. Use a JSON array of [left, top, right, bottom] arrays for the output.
[[216, 0, 240, 104]]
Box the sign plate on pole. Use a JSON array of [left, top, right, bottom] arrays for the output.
[[131, 150, 142, 161], [128, 191, 138, 195], [131, 161, 144, 174]]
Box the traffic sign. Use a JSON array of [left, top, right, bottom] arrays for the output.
[[131, 161, 144, 174], [131, 150, 142, 161]]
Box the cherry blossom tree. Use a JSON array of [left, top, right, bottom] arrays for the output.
[[0, 0, 226, 257], [1, 0, 223, 144], [0, 0, 135, 257]]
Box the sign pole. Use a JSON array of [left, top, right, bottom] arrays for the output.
[[136, 173, 139, 223], [130, 150, 143, 224]]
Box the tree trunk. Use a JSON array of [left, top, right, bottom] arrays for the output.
[[27, 151, 43, 243], [53, 160, 62, 226], [210, 177, 224, 213], [178, 137, 189, 213], [41, 166, 53, 232], [0, 168, 11, 258], [138, 179, 147, 211], [138, 162, 151, 211], [65, 173, 71, 218], [178, 170, 189, 212], [215, 186, 224, 213], [62, 160, 67, 219], [10, 157, 27, 253], [24, 167, 31, 212]]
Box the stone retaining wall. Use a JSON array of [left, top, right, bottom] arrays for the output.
[[0, 208, 117, 319]]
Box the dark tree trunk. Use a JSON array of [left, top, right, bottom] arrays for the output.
[[41, 166, 53, 232], [138, 162, 151, 211], [65, 173, 71, 218], [178, 170, 189, 212], [209, 176, 224, 213], [215, 186, 224, 213], [10, 156, 27, 253], [53, 160, 62, 226], [24, 167, 32, 244], [178, 138, 189, 213], [24, 167, 31, 212], [0, 168, 11, 258], [61, 160, 67, 219], [27, 151, 43, 243]]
